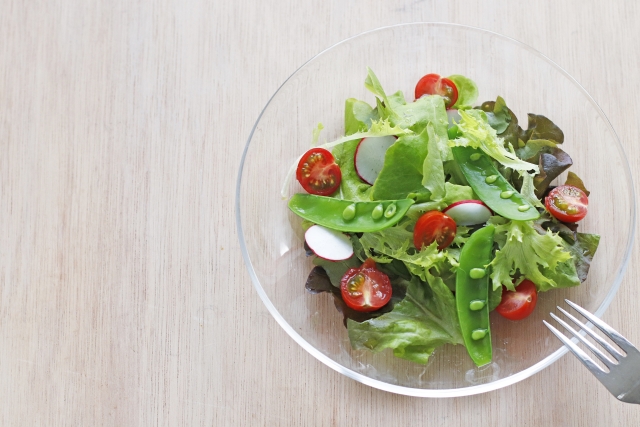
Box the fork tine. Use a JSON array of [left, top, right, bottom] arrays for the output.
[[565, 299, 636, 353], [550, 312, 616, 368], [557, 307, 624, 361], [543, 320, 607, 376]]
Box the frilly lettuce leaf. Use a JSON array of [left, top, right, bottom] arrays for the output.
[[520, 172, 545, 209], [359, 224, 447, 276], [452, 226, 472, 248], [326, 118, 412, 150], [538, 256, 580, 291], [489, 220, 573, 291], [448, 75, 479, 109], [357, 220, 460, 279], [347, 273, 463, 364], [364, 68, 451, 156], [452, 109, 540, 174]]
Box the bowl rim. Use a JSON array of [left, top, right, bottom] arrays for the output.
[[235, 22, 636, 397]]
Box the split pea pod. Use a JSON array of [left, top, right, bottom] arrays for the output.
[[288, 194, 414, 232], [456, 224, 495, 367], [451, 146, 539, 221]]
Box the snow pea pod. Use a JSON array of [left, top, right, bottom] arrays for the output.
[[451, 146, 539, 221], [456, 225, 495, 367], [288, 194, 414, 232]]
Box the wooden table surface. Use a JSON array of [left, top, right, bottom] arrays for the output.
[[1, 0, 639, 425]]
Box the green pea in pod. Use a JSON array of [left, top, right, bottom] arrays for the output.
[[288, 194, 414, 233], [456, 224, 495, 367]]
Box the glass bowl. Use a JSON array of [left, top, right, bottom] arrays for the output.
[[236, 23, 635, 397]]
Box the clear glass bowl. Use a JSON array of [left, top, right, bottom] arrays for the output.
[[236, 23, 635, 397]]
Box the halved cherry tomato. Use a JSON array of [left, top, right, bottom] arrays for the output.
[[545, 185, 588, 223], [340, 258, 392, 312], [496, 279, 538, 321], [413, 211, 457, 250], [296, 148, 342, 196], [414, 73, 458, 109]]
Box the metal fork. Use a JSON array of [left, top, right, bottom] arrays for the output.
[[543, 299, 640, 404]]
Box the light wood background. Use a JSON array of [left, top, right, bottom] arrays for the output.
[[1, 0, 639, 425]]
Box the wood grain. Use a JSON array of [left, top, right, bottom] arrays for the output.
[[0, 0, 639, 425]]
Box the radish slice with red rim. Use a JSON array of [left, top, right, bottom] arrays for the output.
[[354, 135, 397, 185], [442, 200, 492, 226], [304, 225, 354, 261]]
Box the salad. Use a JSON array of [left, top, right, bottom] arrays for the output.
[[285, 69, 599, 366]]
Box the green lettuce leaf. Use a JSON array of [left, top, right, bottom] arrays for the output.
[[515, 139, 558, 161], [311, 123, 324, 145], [364, 68, 450, 154], [488, 285, 503, 312], [484, 96, 511, 133], [489, 220, 573, 291], [421, 124, 446, 200], [344, 98, 379, 135], [452, 109, 539, 174], [387, 90, 409, 109], [364, 67, 394, 108], [371, 127, 431, 200], [449, 75, 479, 109], [389, 95, 451, 154], [443, 182, 477, 204], [479, 98, 521, 148], [443, 159, 469, 185], [347, 273, 463, 364], [331, 138, 372, 201]]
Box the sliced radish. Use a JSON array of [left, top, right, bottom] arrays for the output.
[[447, 109, 461, 126], [442, 200, 492, 226], [304, 225, 354, 261], [354, 135, 396, 185]]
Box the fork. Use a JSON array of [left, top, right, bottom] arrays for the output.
[[543, 299, 640, 404]]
